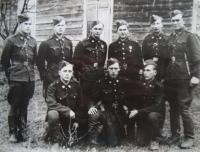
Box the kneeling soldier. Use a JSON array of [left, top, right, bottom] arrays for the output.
[[128, 59, 163, 151], [45, 61, 87, 146], [88, 58, 127, 146]]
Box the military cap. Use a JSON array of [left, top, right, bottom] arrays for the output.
[[18, 13, 30, 24], [53, 16, 65, 26], [144, 59, 157, 67], [150, 14, 162, 24], [107, 58, 120, 67], [58, 60, 73, 71], [90, 20, 104, 28], [116, 20, 128, 30], [171, 10, 183, 18]]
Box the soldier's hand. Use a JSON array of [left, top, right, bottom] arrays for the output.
[[88, 107, 98, 115], [123, 105, 129, 115], [190, 76, 200, 86], [129, 110, 138, 119], [72, 122, 79, 130], [69, 110, 75, 119]]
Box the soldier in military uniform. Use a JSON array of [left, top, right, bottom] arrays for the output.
[[73, 21, 107, 109], [108, 20, 143, 79], [37, 16, 73, 97], [1, 14, 37, 142], [164, 10, 200, 148], [88, 58, 128, 146], [108, 20, 143, 141], [128, 59, 163, 151], [142, 15, 169, 139], [45, 61, 87, 145]]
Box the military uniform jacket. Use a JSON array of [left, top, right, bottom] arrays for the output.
[[166, 28, 200, 80], [108, 38, 143, 77], [46, 78, 82, 121], [142, 32, 169, 80], [73, 36, 107, 75], [1, 33, 37, 82], [127, 79, 163, 114], [91, 75, 126, 112], [36, 34, 73, 82]]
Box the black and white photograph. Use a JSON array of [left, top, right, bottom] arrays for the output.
[[0, 0, 200, 151]]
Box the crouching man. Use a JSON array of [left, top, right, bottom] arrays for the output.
[[88, 58, 127, 146], [45, 61, 87, 146], [128, 59, 163, 151]]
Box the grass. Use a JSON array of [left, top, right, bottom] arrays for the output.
[[0, 71, 200, 152]]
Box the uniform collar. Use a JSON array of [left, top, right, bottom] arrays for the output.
[[88, 35, 101, 43], [58, 79, 72, 89], [17, 32, 31, 40], [53, 34, 65, 42], [118, 37, 129, 44], [173, 28, 185, 37]]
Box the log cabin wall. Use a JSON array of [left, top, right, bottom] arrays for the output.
[[112, 0, 193, 43], [36, 0, 84, 47]]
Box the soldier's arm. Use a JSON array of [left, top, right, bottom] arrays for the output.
[[187, 34, 200, 78], [135, 42, 144, 65], [108, 43, 114, 59], [36, 41, 48, 81], [46, 82, 72, 117], [142, 37, 150, 60], [69, 40, 73, 61], [1, 38, 13, 78], [32, 40, 37, 65]]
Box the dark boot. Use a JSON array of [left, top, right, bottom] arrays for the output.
[[8, 116, 18, 143]]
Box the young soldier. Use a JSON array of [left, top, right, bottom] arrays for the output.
[[88, 58, 127, 146], [45, 61, 87, 145], [73, 21, 107, 111], [142, 14, 169, 139], [1, 14, 37, 142], [128, 59, 163, 151], [37, 16, 73, 97], [164, 10, 200, 149]]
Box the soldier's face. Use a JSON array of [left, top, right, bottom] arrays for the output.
[[19, 20, 32, 34], [54, 20, 66, 35], [143, 65, 157, 80], [150, 20, 163, 33], [117, 25, 129, 39], [59, 64, 73, 82], [171, 14, 184, 30], [108, 63, 120, 79], [91, 23, 104, 38]]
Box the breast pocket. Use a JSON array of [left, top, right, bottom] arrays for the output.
[[50, 46, 62, 57]]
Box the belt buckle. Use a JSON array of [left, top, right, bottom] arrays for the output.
[[24, 61, 29, 66]]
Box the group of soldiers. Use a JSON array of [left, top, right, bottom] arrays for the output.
[[1, 9, 200, 151]]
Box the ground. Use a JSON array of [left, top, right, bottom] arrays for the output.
[[0, 71, 200, 152]]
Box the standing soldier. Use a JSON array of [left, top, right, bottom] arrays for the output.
[[142, 15, 169, 139], [165, 10, 200, 149], [1, 14, 37, 142], [73, 21, 107, 107], [37, 16, 73, 97], [88, 58, 128, 146], [108, 20, 143, 80]]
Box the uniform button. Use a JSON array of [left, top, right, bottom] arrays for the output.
[[122, 52, 125, 55], [123, 57, 125, 60], [114, 89, 117, 92], [122, 47, 125, 50], [68, 85, 71, 88], [109, 81, 112, 84], [122, 43, 125, 46], [62, 85, 65, 89], [116, 80, 119, 83]]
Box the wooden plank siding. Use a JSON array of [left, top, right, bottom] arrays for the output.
[[36, 0, 84, 47], [112, 0, 193, 43]]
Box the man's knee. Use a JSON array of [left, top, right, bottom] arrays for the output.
[[47, 110, 59, 126], [148, 112, 160, 122]]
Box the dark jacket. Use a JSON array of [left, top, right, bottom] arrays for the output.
[[142, 32, 170, 80], [91, 75, 127, 112], [46, 78, 83, 121], [73, 36, 107, 77], [36, 34, 73, 82], [1, 33, 37, 82], [127, 78, 163, 115], [166, 28, 200, 80], [108, 38, 143, 78]]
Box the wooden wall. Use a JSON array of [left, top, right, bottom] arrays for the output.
[[36, 0, 84, 46], [113, 0, 193, 43]]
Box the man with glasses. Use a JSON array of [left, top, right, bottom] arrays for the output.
[[165, 10, 200, 149]]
